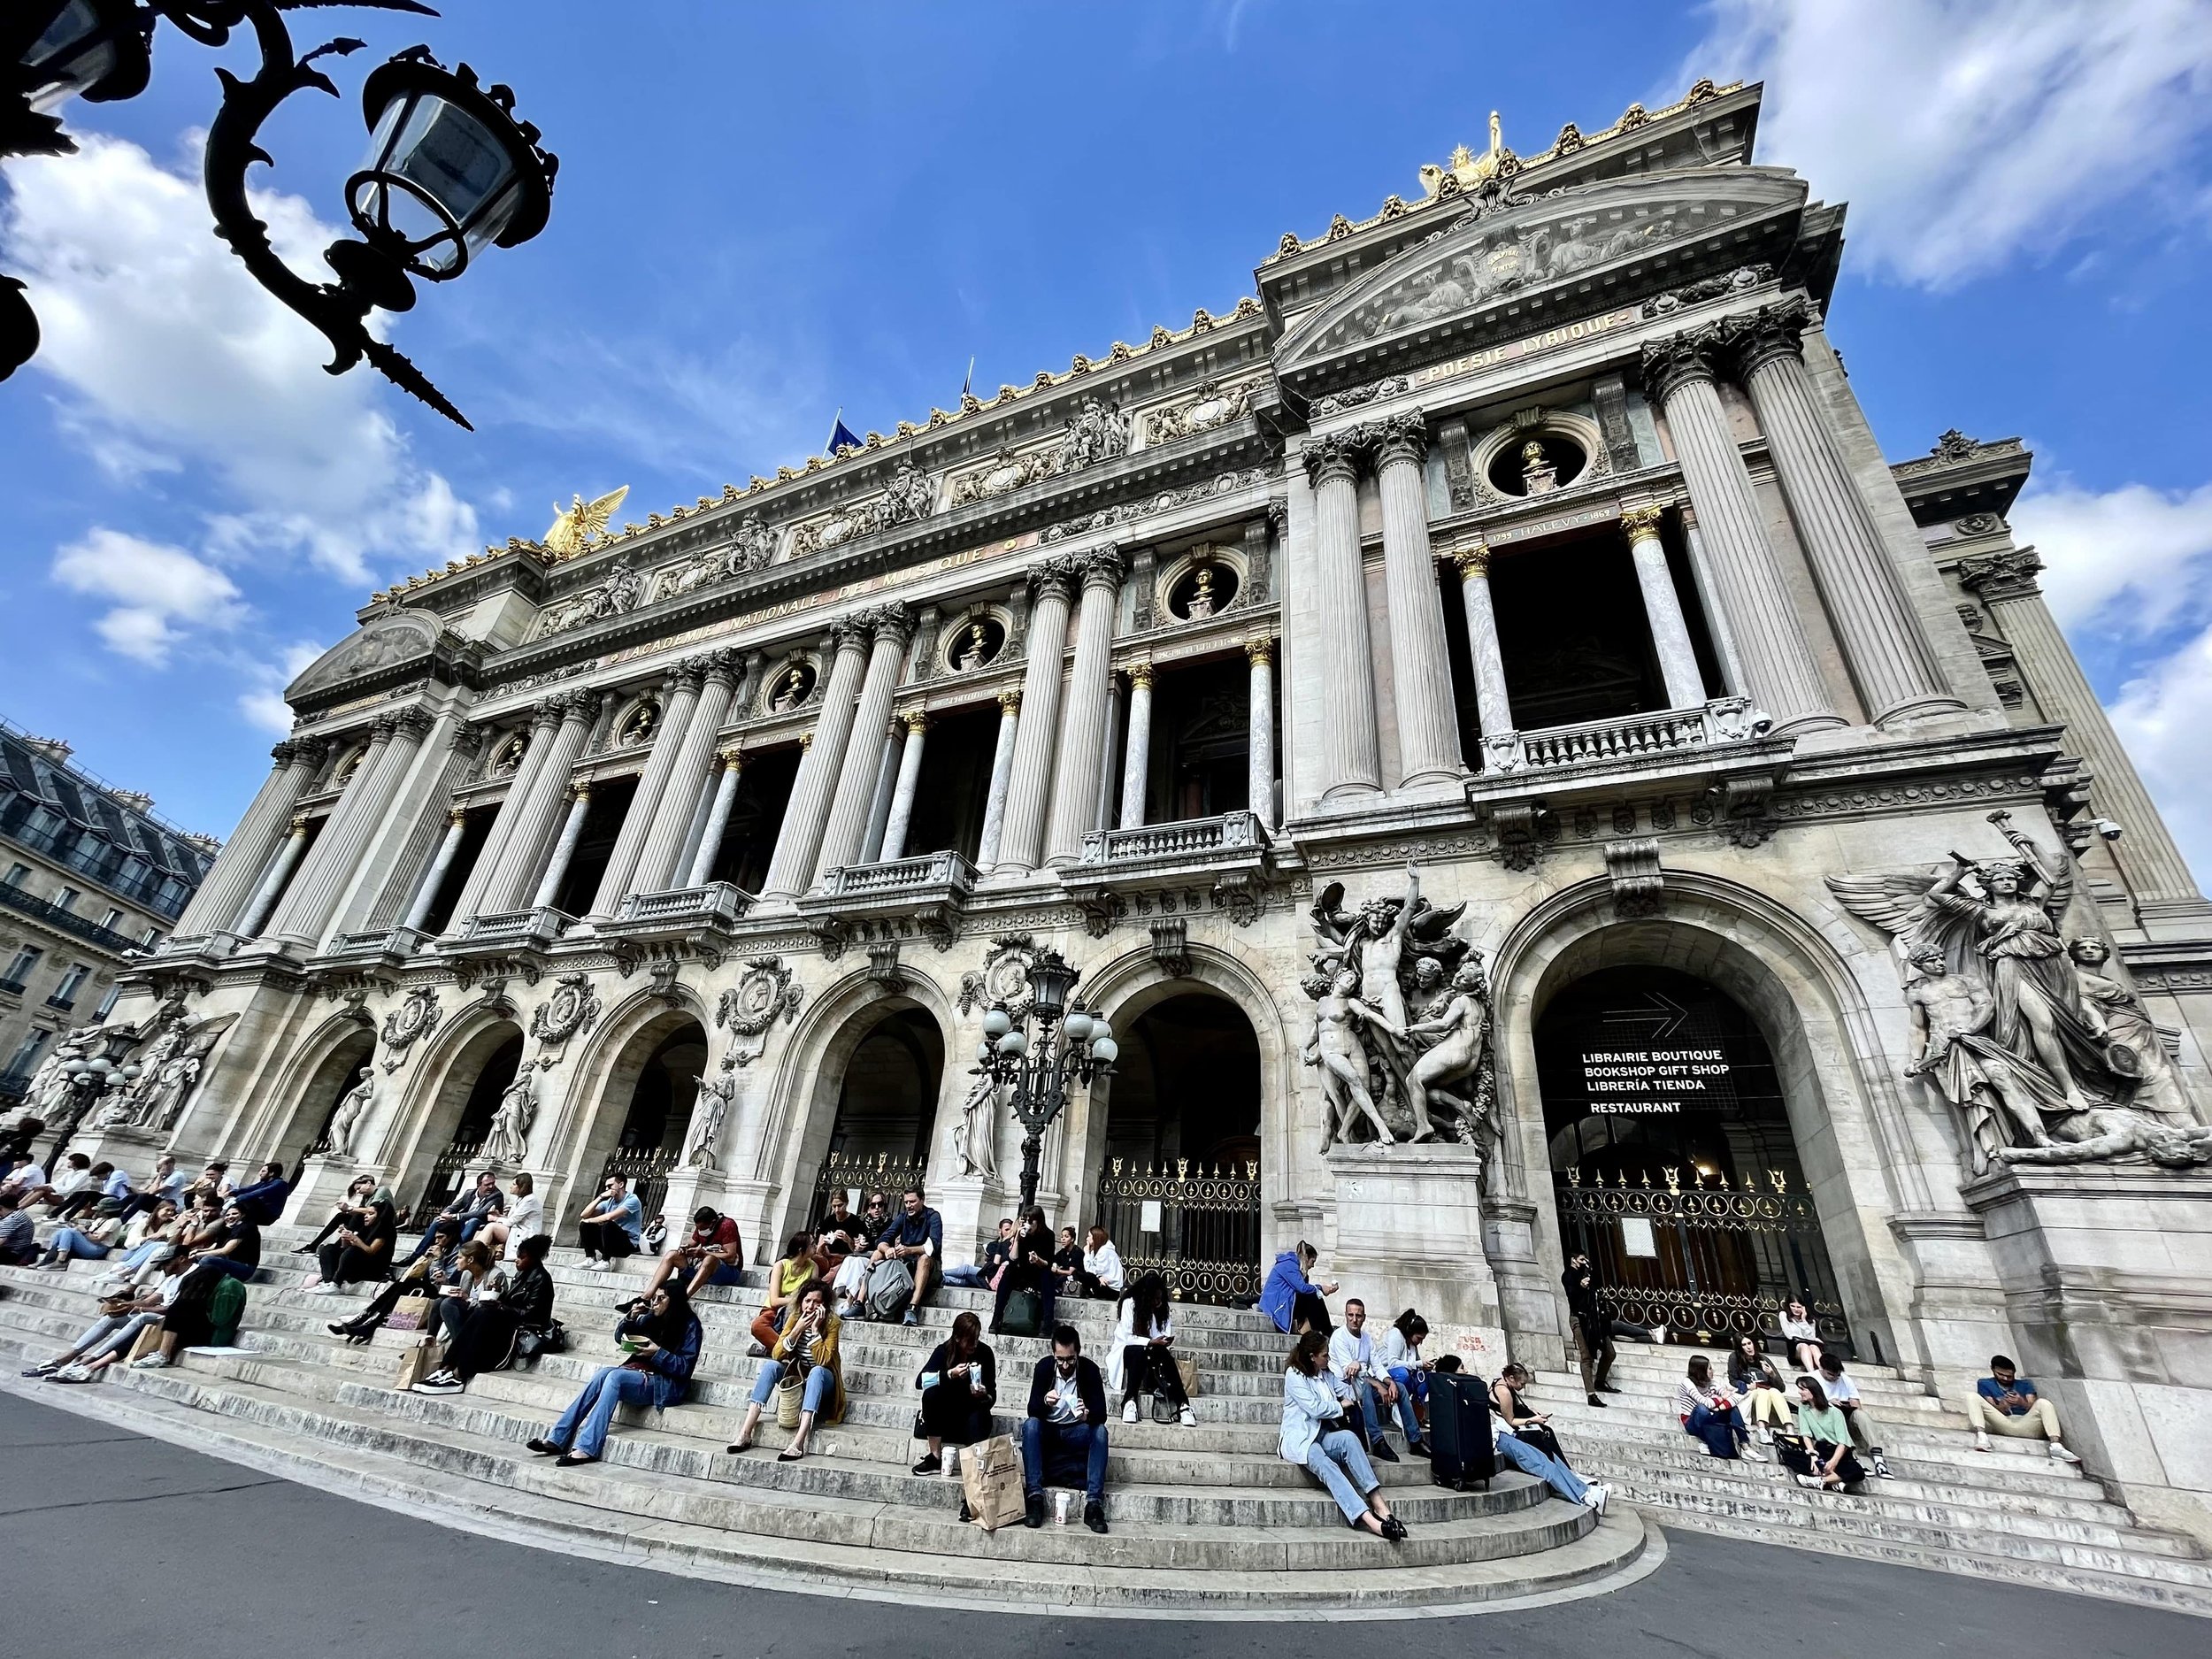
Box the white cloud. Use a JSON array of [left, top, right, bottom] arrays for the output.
[[1688, 0, 2212, 288], [50, 528, 247, 667], [236, 641, 327, 734], [2011, 479, 2212, 634], [2109, 625, 2212, 882]]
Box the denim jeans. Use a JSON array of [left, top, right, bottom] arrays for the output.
[[196, 1256, 256, 1285], [550, 1364, 657, 1459], [1496, 1429, 1590, 1504], [1686, 1402, 1747, 1458], [941, 1263, 992, 1287], [1347, 1375, 1402, 1448], [1301, 1428, 1379, 1524], [749, 1357, 834, 1416], [46, 1226, 111, 1261], [1383, 1366, 1426, 1442], [1022, 1417, 1108, 1504]]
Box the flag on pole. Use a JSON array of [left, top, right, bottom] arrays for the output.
[[827, 408, 862, 454], [961, 356, 975, 403]]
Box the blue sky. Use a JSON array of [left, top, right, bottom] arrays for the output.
[[4, 1, 2210, 876]]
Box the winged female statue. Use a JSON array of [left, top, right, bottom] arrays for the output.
[[541, 486, 631, 557]]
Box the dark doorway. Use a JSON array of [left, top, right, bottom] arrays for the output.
[[602, 1019, 708, 1225], [552, 775, 637, 915], [418, 809, 493, 936], [811, 1007, 944, 1216], [709, 745, 802, 894], [902, 705, 998, 863], [1144, 656, 1250, 824], [1488, 527, 1668, 730]]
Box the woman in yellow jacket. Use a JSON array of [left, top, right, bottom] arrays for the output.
[[727, 1280, 844, 1461]]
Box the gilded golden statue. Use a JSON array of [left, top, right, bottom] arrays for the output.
[[1420, 111, 1515, 197], [541, 486, 630, 557]]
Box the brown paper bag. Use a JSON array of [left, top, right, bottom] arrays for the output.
[[1175, 1354, 1202, 1400], [394, 1338, 436, 1391], [386, 1294, 436, 1333], [959, 1432, 1028, 1532], [126, 1322, 164, 1364]]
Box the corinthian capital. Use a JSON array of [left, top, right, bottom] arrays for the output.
[[1638, 326, 1722, 405], [1029, 553, 1084, 601], [1302, 430, 1364, 488], [864, 601, 915, 646], [1717, 296, 1821, 380], [1373, 410, 1430, 471], [825, 616, 872, 656], [1955, 547, 2044, 600], [561, 687, 603, 723], [390, 705, 435, 740], [1078, 546, 1126, 590]]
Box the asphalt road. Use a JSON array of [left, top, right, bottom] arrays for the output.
[[0, 1387, 2201, 1657]]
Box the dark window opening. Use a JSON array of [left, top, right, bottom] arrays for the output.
[[615, 1023, 709, 1153], [827, 1008, 944, 1165], [709, 744, 802, 894], [551, 774, 638, 916], [1145, 654, 1250, 825], [419, 809, 494, 937], [900, 705, 998, 863], [1491, 527, 1668, 731], [1102, 994, 1262, 1172]]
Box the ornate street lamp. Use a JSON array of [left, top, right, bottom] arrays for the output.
[[2, 2, 557, 425], [973, 948, 1118, 1213], [56, 1051, 139, 1143]]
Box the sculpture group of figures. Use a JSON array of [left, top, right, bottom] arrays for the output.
[[1831, 812, 2211, 1171], [1301, 863, 1500, 1168]]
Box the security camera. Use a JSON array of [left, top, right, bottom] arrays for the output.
[[2093, 818, 2124, 842]]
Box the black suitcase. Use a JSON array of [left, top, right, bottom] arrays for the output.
[[1427, 1370, 1495, 1490]]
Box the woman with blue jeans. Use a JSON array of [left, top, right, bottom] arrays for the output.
[[727, 1280, 843, 1462], [1677, 1354, 1763, 1461], [1280, 1331, 1406, 1540], [526, 1283, 703, 1468]]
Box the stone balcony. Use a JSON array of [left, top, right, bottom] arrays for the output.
[[442, 905, 574, 954], [1064, 810, 1274, 933], [1481, 695, 1770, 774], [800, 849, 977, 956]]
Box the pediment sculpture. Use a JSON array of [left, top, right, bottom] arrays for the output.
[[1144, 379, 1255, 446], [790, 463, 939, 557], [286, 611, 440, 701], [1828, 810, 2209, 1172]]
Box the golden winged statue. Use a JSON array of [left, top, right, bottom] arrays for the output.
[[541, 486, 630, 557]]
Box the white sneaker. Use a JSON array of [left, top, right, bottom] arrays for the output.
[[130, 1352, 168, 1369], [1695, 1441, 1716, 1455], [1586, 1483, 1610, 1517], [1753, 1425, 1772, 1444], [1795, 1473, 1826, 1490], [1649, 1326, 1667, 1342], [1179, 1406, 1197, 1428], [1123, 1400, 1140, 1424], [2050, 1443, 2081, 1464], [304, 1283, 335, 1296], [1973, 1432, 1991, 1452], [1740, 1440, 1768, 1463]]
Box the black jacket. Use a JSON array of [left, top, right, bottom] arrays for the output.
[[1562, 1263, 1602, 1328], [1025, 1353, 1107, 1427], [918, 1339, 997, 1405], [505, 1262, 556, 1331]]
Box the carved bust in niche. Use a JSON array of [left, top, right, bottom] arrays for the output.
[[1519, 439, 1559, 495], [1167, 559, 1239, 623], [768, 661, 816, 712], [1487, 432, 1584, 498], [617, 700, 660, 746], [950, 616, 1004, 672], [490, 732, 529, 774]]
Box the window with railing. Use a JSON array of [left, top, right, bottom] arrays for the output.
[[48, 962, 89, 1010]]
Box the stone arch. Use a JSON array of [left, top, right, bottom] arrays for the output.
[[381, 1004, 526, 1210], [1486, 871, 1932, 1372], [542, 984, 715, 1221], [261, 1011, 378, 1171]]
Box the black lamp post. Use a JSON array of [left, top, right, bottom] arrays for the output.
[[2, 2, 557, 425], [974, 948, 1118, 1214]]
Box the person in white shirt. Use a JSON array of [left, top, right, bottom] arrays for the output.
[[26, 1257, 189, 1382], [1108, 1273, 1196, 1427], [1816, 1351, 1893, 1478], [1326, 1299, 1405, 1463], [475, 1171, 542, 1261], [1073, 1225, 1125, 1300], [1372, 1308, 1432, 1453]]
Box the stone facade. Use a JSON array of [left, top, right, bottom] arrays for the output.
[[87, 82, 2212, 1540]]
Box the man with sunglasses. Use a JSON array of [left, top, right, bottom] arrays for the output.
[[1021, 1323, 1110, 1533]]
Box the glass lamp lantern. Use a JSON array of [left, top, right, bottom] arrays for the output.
[[17, 0, 149, 114], [1025, 949, 1078, 1023]]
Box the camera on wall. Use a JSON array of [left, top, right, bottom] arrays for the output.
[[2093, 818, 2124, 843]]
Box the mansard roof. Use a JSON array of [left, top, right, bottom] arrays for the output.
[[0, 720, 217, 892]]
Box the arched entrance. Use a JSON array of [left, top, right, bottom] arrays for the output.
[[1535, 962, 1851, 1354], [809, 1006, 943, 1218], [580, 1012, 708, 1231], [1093, 990, 1263, 1302], [403, 1020, 523, 1220], [277, 1026, 374, 1171]]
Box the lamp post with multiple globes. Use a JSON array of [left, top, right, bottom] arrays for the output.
[[972, 948, 1118, 1214]]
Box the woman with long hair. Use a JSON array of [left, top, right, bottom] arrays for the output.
[[1728, 1333, 1794, 1442], [1109, 1272, 1195, 1427], [527, 1278, 702, 1468], [1678, 1353, 1761, 1461], [728, 1279, 844, 1462], [1282, 1330, 1403, 1540], [990, 1207, 1057, 1335], [751, 1230, 816, 1353], [1259, 1240, 1336, 1336], [911, 1308, 996, 1473], [305, 1186, 396, 1293], [1778, 1373, 1865, 1492]]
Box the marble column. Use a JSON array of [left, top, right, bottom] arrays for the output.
[[632, 651, 742, 895], [879, 711, 931, 863], [232, 814, 312, 940], [1961, 549, 2205, 907], [1303, 434, 1384, 797], [268, 709, 431, 948], [588, 664, 703, 916], [995, 560, 1078, 872], [400, 808, 471, 932], [1445, 540, 1516, 764], [1640, 330, 1842, 733], [1118, 662, 1154, 830], [815, 606, 915, 882], [1621, 506, 1707, 709], [531, 783, 594, 910], [1372, 412, 1463, 785], [448, 700, 561, 925], [1046, 549, 1125, 865], [172, 737, 326, 936], [1723, 300, 1961, 728], [1678, 507, 1747, 695], [1246, 635, 1276, 828], [859, 720, 906, 864], [762, 623, 871, 897], [684, 748, 746, 887], [1092, 675, 1124, 837], [975, 691, 1022, 870], [476, 691, 602, 915]]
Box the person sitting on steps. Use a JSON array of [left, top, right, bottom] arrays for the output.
[[527, 1280, 702, 1468], [750, 1232, 816, 1355], [295, 1175, 377, 1255], [1489, 1361, 1611, 1517], [1779, 1298, 1824, 1373], [1048, 1225, 1083, 1302], [327, 1217, 462, 1342], [474, 1171, 541, 1263], [990, 1208, 1057, 1335], [1729, 1334, 1796, 1445], [1072, 1224, 1124, 1301], [1491, 1361, 1566, 1463], [1260, 1240, 1336, 1336], [1110, 1272, 1195, 1428], [1327, 1298, 1409, 1462], [1968, 1354, 2082, 1463], [304, 1186, 396, 1294], [865, 1184, 943, 1327], [728, 1279, 843, 1462], [830, 1191, 890, 1314], [86, 1200, 185, 1290], [1375, 1309, 1432, 1440], [421, 1232, 556, 1389], [1022, 1323, 1111, 1533], [1816, 1350, 1893, 1479], [1776, 1373, 1866, 1493], [24, 1256, 191, 1382], [0, 1191, 33, 1266], [942, 1216, 1016, 1289], [911, 1308, 996, 1473], [810, 1187, 864, 1275], [399, 1172, 503, 1266], [225, 1160, 292, 1227], [574, 1173, 643, 1272], [641, 1205, 746, 1302], [1562, 1249, 1665, 1407], [1678, 1354, 1763, 1461], [1280, 1330, 1405, 1540]]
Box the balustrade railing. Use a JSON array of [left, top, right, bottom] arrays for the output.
[[1485, 695, 1768, 774], [449, 906, 571, 949], [823, 850, 976, 899], [611, 881, 751, 928], [1079, 810, 1263, 867]]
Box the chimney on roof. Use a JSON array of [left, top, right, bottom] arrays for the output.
[[21, 735, 72, 764], [111, 789, 154, 812]]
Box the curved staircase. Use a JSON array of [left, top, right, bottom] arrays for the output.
[[0, 1236, 1650, 1616]]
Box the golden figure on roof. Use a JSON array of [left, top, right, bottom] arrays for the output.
[[1420, 110, 1515, 197], [541, 485, 631, 557]]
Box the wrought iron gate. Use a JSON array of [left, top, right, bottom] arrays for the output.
[[598, 1144, 680, 1229], [1094, 1157, 1262, 1304], [808, 1149, 930, 1228], [409, 1138, 483, 1225], [1553, 1165, 1853, 1353]]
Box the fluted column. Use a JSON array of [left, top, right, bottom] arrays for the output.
[[1373, 413, 1463, 785], [1093, 675, 1124, 836], [1640, 330, 1842, 733], [1620, 506, 1706, 709], [1118, 662, 1154, 829], [531, 783, 594, 910], [232, 814, 312, 940], [860, 720, 905, 864], [879, 711, 931, 862], [477, 692, 601, 914], [1304, 434, 1384, 797], [1723, 300, 1960, 728], [1445, 540, 1516, 765], [1246, 636, 1276, 827], [1678, 508, 1747, 695], [632, 651, 742, 895], [762, 624, 871, 897], [995, 560, 1078, 872], [975, 691, 1022, 870], [588, 665, 703, 915], [684, 748, 746, 887], [816, 607, 915, 881], [268, 709, 431, 947], [1046, 549, 1125, 864], [449, 701, 560, 925], [1960, 549, 2204, 906], [401, 808, 471, 932], [173, 737, 326, 936]]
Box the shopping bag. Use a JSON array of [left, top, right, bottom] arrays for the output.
[[127, 1322, 164, 1363], [998, 1287, 1042, 1338], [775, 1375, 805, 1430], [959, 1432, 1027, 1532], [1174, 1354, 1202, 1399], [386, 1294, 435, 1333], [395, 1338, 437, 1391]]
